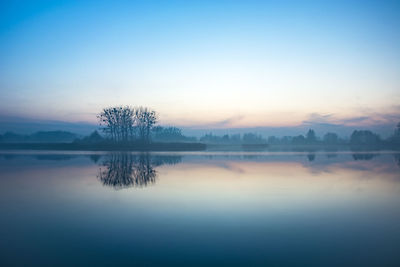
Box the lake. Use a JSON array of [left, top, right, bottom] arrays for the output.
[[0, 151, 399, 266]]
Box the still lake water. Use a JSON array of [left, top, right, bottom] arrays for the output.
[[0, 151, 399, 266]]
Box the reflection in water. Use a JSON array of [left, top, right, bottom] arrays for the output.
[[98, 153, 155, 189], [395, 153, 400, 167], [352, 153, 378, 161], [89, 154, 102, 163], [98, 153, 181, 189], [0, 151, 400, 266], [326, 153, 337, 158], [307, 153, 316, 161]]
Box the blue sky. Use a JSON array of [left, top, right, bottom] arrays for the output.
[[0, 0, 399, 131]]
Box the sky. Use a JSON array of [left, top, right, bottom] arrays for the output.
[[0, 0, 399, 134]]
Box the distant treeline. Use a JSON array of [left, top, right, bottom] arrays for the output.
[[0, 131, 78, 143], [268, 127, 400, 149], [0, 128, 196, 145], [95, 106, 272, 145], [199, 132, 267, 144], [0, 127, 196, 144], [1, 104, 399, 151], [74, 126, 196, 144], [200, 125, 400, 149]]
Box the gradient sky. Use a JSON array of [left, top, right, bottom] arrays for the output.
[[0, 0, 399, 128]]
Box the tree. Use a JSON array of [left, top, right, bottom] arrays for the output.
[[135, 107, 158, 143], [98, 106, 135, 142], [267, 136, 279, 145], [350, 130, 381, 146], [242, 133, 267, 144], [152, 126, 194, 142], [306, 129, 317, 144], [292, 135, 306, 145], [394, 122, 400, 139], [323, 132, 338, 144], [98, 106, 157, 143], [389, 122, 400, 145]]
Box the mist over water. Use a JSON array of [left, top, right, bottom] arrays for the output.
[[0, 151, 399, 266]]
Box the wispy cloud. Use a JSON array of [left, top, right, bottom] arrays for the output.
[[303, 113, 335, 124], [303, 106, 400, 127], [183, 115, 246, 129]]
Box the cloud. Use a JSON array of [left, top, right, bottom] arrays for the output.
[[303, 107, 400, 127], [303, 113, 335, 124], [184, 115, 246, 129], [211, 115, 245, 128]]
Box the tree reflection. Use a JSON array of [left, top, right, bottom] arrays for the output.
[[394, 153, 400, 167], [352, 153, 378, 161], [307, 153, 316, 162], [98, 153, 181, 189]]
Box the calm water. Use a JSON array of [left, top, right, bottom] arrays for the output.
[[0, 151, 399, 266]]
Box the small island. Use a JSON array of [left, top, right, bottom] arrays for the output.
[[0, 106, 206, 151]]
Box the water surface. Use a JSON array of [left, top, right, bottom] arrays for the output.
[[0, 151, 399, 266]]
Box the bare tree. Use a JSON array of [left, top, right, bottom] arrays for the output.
[[135, 107, 158, 143], [98, 106, 136, 142], [98, 106, 157, 143]]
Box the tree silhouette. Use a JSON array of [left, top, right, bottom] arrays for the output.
[[323, 132, 338, 144], [392, 122, 400, 144], [97, 106, 157, 144], [135, 107, 158, 143], [307, 153, 316, 161], [306, 129, 317, 144], [394, 153, 400, 167], [350, 130, 381, 146]]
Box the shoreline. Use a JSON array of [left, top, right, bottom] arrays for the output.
[[0, 142, 399, 152]]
